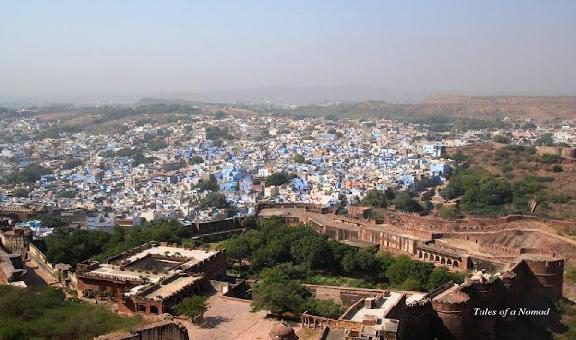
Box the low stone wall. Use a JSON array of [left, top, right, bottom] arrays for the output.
[[304, 284, 386, 308], [28, 243, 58, 279], [95, 320, 189, 340]]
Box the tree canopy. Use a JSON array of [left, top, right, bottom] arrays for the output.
[[42, 220, 193, 264], [361, 189, 394, 208], [4, 163, 50, 184], [393, 192, 423, 212], [219, 218, 464, 292], [175, 296, 209, 320], [265, 172, 293, 186]]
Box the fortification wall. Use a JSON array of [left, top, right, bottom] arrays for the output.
[[192, 217, 242, 234], [27, 243, 59, 279]]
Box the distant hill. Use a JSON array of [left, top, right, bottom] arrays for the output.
[[277, 95, 576, 121], [419, 95, 576, 120], [133, 86, 433, 105]]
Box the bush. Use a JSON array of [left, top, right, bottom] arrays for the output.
[[5, 163, 51, 184], [198, 192, 230, 209], [540, 153, 562, 164], [439, 206, 463, 220], [0, 286, 141, 339], [393, 192, 423, 212], [12, 188, 30, 197], [266, 172, 293, 186], [293, 154, 306, 163], [493, 135, 511, 144], [361, 189, 393, 208], [189, 156, 204, 164]]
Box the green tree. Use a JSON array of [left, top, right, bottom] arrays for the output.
[[385, 256, 434, 290], [493, 134, 511, 144], [12, 188, 30, 197], [0, 285, 141, 339], [540, 153, 562, 164], [62, 158, 83, 170], [195, 178, 219, 191], [198, 192, 230, 209], [534, 133, 554, 146], [301, 298, 341, 319], [361, 189, 390, 208], [189, 156, 204, 164], [220, 237, 251, 268], [251, 268, 310, 315], [439, 206, 464, 220], [265, 172, 292, 186], [175, 295, 209, 320], [290, 235, 333, 270], [5, 163, 51, 184], [293, 154, 306, 163], [393, 192, 423, 212]]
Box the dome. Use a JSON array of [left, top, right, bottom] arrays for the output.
[[269, 322, 297, 340]]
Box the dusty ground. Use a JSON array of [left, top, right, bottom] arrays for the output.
[[184, 295, 300, 340]]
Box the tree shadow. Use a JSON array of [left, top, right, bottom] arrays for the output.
[[200, 316, 232, 329]]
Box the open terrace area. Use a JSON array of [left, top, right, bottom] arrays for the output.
[[185, 294, 301, 340]]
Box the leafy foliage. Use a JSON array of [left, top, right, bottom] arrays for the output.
[[393, 192, 424, 212], [540, 153, 562, 164], [251, 267, 341, 318], [42, 220, 194, 264], [0, 285, 141, 340], [293, 154, 306, 163], [220, 218, 464, 292], [4, 163, 51, 184], [189, 155, 204, 164], [198, 192, 230, 209], [440, 167, 514, 216], [205, 126, 233, 140], [361, 189, 394, 208], [265, 172, 293, 186], [175, 296, 209, 319]]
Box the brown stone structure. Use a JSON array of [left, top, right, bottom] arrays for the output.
[[76, 242, 226, 315], [257, 203, 567, 272], [258, 204, 566, 339], [301, 255, 564, 340], [95, 320, 189, 340]]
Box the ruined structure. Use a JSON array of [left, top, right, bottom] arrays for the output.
[[76, 242, 226, 314]]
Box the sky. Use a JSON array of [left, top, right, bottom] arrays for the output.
[[0, 0, 575, 101]]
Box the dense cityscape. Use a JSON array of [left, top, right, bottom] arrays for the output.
[[2, 1, 576, 340]]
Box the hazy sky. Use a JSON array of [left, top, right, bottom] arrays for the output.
[[1, 0, 575, 99]]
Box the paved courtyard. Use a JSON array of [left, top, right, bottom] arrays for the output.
[[185, 295, 300, 340]]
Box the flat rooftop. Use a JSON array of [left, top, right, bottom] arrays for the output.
[[348, 292, 404, 323], [405, 292, 427, 304], [87, 264, 164, 283], [145, 276, 202, 300]]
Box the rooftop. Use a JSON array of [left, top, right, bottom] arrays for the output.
[[144, 275, 202, 300], [87, 264, 164, 283], [348, 292, 404, 323]]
